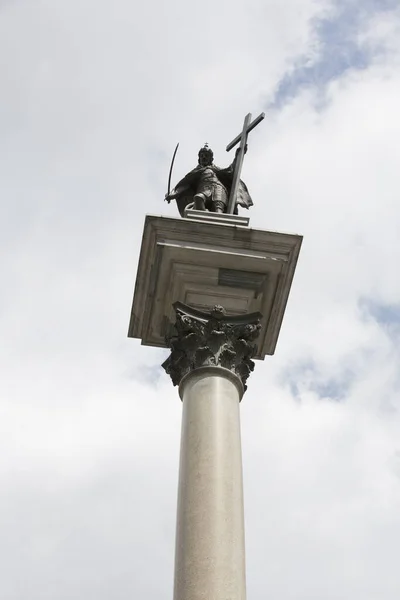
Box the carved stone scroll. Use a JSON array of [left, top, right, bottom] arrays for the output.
[[162, 302, 262, 391]]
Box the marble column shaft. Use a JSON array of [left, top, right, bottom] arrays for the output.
[[174, 367, 246, 600], [163, 303, 261, 600]]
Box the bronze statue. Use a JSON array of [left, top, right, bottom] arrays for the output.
[[165, 112, 265, 217], [165, 144, 252, 216]]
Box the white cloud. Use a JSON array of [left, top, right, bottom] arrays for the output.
[[1, 0, 400, 599]]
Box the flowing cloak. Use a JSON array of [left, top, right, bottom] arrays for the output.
[[170, 162, 253, 217]]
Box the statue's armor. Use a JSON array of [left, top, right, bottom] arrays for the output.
[[168, 153, 252, 217], [195, 167, 228, 211]]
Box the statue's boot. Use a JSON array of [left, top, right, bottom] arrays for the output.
[[214, 200, 226, 214], [194, 194, 206, 211]]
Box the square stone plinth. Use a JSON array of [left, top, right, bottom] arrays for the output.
[[128, 213, 302, 359]]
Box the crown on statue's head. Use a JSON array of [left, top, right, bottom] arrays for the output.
[[198, 143, 214, 162]]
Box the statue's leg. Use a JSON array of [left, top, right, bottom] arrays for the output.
[[194, 193, 206, 211], [212, 185, 228, 213]]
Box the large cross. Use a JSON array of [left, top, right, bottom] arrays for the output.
[[226, 112, 265, 214]]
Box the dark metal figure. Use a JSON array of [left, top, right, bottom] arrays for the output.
[[165, 143, 252, 217], [165, 112, 265, 217]]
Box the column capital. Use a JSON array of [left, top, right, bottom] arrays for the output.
[[162, 302, 262, 392]]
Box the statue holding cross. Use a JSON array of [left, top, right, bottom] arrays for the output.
[[164, 112, 265, 217]]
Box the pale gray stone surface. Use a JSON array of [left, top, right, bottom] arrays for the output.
[[174, 367, 246, 600], [183, 208, 250, 227], [128, 214, 302, 359]]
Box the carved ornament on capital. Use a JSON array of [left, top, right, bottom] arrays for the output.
[[162, 302, 262, 391]]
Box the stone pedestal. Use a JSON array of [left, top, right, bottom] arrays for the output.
[[163, 303, 262, 600], [128, 212, 302, 359]]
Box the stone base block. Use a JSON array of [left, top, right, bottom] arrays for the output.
[[128, 214, 302, 359]]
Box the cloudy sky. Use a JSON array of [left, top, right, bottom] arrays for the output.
[[1, 0, 400, 598]]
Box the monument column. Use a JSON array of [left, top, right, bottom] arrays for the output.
[[128, 209, 302, 600], [163, 303, 262, 600]]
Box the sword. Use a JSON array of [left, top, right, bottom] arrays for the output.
[[165, 142, 179, 201]]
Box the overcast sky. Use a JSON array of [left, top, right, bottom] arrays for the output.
[[1, 0, 400, 598]]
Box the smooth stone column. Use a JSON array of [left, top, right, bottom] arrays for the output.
[[173, 366, 246, 600], [163, 303, 261, 600]]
